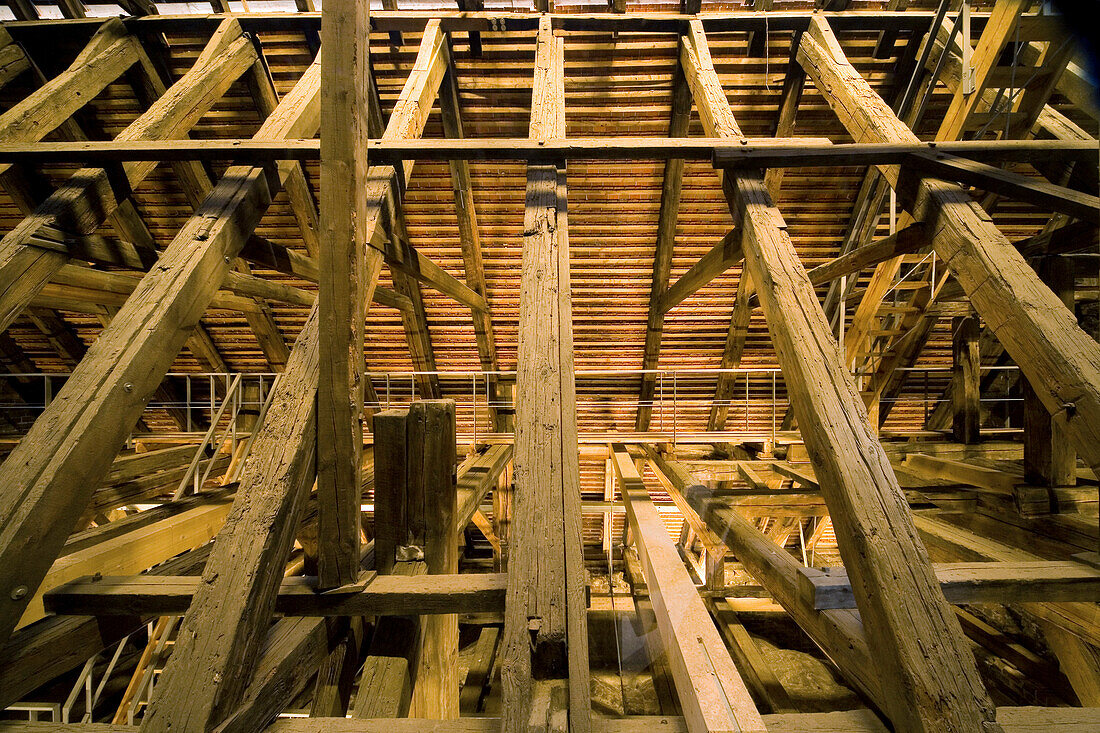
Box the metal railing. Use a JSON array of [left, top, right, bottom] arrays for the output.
[[0, 366, 1028, 448]]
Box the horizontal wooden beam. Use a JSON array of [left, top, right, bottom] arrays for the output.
[[43, 572, 505, 617], [903, 452, 1018, 495], [0, 9, 982, 37], [904, 152, 1100, 225], [2, 708, 1100, 733], [0, 138, 1091, 165], [802, 560, 1100, 609]]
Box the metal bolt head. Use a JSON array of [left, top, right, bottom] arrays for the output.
[[10, 585, 27, 601], [224, 255, 232, 264], [123, 383, 133, 393]]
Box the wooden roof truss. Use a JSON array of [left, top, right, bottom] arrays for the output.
[[0, 4, 1097, 733]]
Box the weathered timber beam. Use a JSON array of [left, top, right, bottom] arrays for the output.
[[46, 262, 313, 310], [372, 401, 459, 718], [0, 137, 1094, 165], [0, 544, 210, 710], [611, 445, 765, 732], [0, 51, 321, 648], [217, 616, 344, 733], [799, 14, 1100, 490], [905, 152, 1100, 224], [643, 450, 884, 707], [952, 315, 981, 444], [915, 514, 1100, 703], [316, 0, 374, 589], [140, 305, 320, 733], [380, 232, 489, 313], [457, 444, 513, 529], [388, 206, 442, 400], [0, 18, 258, 335], [0, 27, 30, 88], [0, 18, 143, 179], [657, 229, 742, 316], [43, 572, 506, 617], [684, 19, 999, 732], [802, 560, 1100, 610], [501, 17, 590, 732], [707, 272, 753, 430], [902, 452, 1018, 495], [438, 36, 503, 429], [18, 500, 231, 629]]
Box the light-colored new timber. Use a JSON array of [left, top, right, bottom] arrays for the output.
[[611, 444, 765, 733]]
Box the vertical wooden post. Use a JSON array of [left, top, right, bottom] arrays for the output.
[[317, 0, 369, 589], [409, 400, 459, 718], [952, 315, 981, 445], [501, 15, 590, 733], [1024, 256, 1077, 487], [370, 401, 459, 719]]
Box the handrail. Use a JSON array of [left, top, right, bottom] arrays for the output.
[[173, 374, 242, 500]]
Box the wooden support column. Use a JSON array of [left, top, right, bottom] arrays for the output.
[[952, 315, 981, 445], [501, 16, 590, 733], [0, 54, 322, 648], [611, 445, 765, 732], [685, 20, 999, 732], [371, 402, 459, 718], [317, 0, 370, 589], [798, 13, 1100, 499], [416, 402, 460, 718], [1024, 256, 1077, 488]]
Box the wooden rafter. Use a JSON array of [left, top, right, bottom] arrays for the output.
[[0, 40, 323, 647], [438, 36, 504, 429], [799, 13, 1100, 490], [635, 0, 702, 432], [684, 19, 999, 730]]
